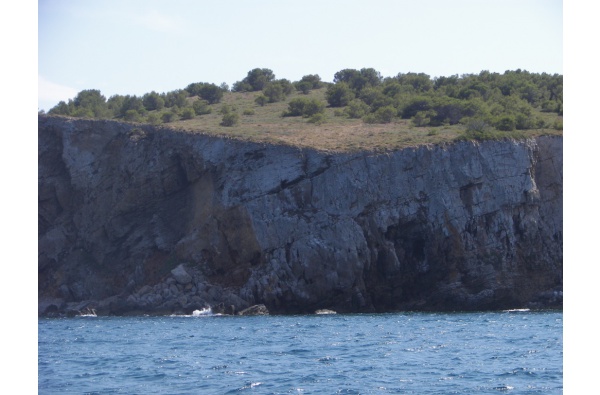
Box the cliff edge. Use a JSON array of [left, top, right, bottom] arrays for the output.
[[38, 116, 562, 316]]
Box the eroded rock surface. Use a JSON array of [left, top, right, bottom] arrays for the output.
[[38, 116, 562, 316]]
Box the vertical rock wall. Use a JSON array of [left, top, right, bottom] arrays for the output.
[[38, 116, 562, 315]]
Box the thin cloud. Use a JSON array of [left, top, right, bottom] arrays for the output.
[[38, 76, 78, 109], [135, 10, 183, 33]]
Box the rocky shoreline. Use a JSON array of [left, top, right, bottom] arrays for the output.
[[38, 263, 561, 318], [39, 264, 258, 317]]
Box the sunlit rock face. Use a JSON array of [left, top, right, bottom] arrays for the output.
[[38, 116, 562, 316]]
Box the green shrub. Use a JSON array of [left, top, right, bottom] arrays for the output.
[[307, 113, 327, 125], [300, 99, 325, 117], [295, 80, 312, 94], [124, 109, 142, 122], [161, 111, 177, 123], [358, 87, 386, 106], [193, 99, 211, 115], [412, 110, 435, 127], [290, 100, 308, 117], [243, 109, 255, 115], [515, 113, 534, 130], [363, 105, 396, 124], [334, 67, 382, 93], [71, 89, 110, 118], [254, 95, 268, 106], [220, 104, 235, 115], [377, 106, 396, 123], [181, 107, 195, 120], [264, 84, 284, 103], [362, 114, 377, 124], [496, 115, 516, 131], [553, 118, 563, 130], [198, 83, 223, 104], [463, 118, 492, 133], [146, 113, 162, 125], [142, 91, 165, 111], [298, 74, 323, 89], [541, 100, 559, 113], [48, 100, 72, 116], [232, 68, 275, 92], [535, 117, 547, 129], [400, 96, 433, 118], [325, 82, 355, 107], [263, 80, 293, 103], [284, 97, 325, 117], [344, 99, 370, 119], [220, 112, 239, 126], [163, 90, 188, 108]]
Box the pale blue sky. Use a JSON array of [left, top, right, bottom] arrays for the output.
[[38, 0, 563, 111]]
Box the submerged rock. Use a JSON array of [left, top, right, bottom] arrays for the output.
[[238, 304, 269, 316], [315, 309, 337, 315]]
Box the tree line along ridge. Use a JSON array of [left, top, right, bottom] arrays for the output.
[[45, 67, 563, 140]]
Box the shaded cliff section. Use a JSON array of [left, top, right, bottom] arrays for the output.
[[38, 116, 562, 316]]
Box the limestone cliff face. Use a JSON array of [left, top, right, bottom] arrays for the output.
[[38, 116, 562, 315]]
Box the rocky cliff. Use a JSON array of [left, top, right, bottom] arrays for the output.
[[38, 116, 562, 316]]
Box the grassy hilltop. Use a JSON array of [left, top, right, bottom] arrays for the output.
[[46, 68, 563, 152]]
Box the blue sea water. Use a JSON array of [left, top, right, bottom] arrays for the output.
[[38, 311, 562, 394]]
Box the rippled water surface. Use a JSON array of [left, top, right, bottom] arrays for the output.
[[38, 311, 562, 394]]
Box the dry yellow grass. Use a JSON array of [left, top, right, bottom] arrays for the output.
[[164, 88, 562, 153]]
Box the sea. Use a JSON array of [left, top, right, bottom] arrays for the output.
[[38, 310, 562, 394]]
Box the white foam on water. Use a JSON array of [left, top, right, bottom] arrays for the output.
[[78, 308, 97, 317], [168, 307, 214, 317], [192, 307, 213, 316]]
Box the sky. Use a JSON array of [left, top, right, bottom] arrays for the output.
[[37, 0, 564, 112]]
